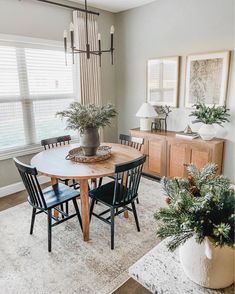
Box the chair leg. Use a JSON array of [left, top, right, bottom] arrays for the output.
[[72, 199, 83, 231], [60, 204, 65, 219], [64, 179, 69, 186], [89, 198, 96, 221], [98, 177, 103, 187], [65, 201, 69, 214], [136, 197, 139, 204], [131, 202, 140, 232], [48, 209, 52, 252], [110, 208, 115, 250], [30, 207, 36, 235]]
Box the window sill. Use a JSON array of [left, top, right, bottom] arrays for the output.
[[0, 139, 79, 161], [0, 145, 43, 161]]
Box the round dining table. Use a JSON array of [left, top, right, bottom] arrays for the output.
[[31, 143, 143, 242]]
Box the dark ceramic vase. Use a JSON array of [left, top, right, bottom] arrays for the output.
[[80, 127, 100, 156]]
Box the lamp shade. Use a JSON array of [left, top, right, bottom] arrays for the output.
[[136, 102, 157, 118]]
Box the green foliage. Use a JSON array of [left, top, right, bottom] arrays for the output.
[[190, 103, 230, 125], [56, 103, 117, 133], [155, 163, 235, 251]]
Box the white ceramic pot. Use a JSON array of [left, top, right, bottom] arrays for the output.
[[179, 236, 235, 289], [198, 124, 216, 140]]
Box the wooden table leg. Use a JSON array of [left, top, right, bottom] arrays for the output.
[[51, 177, 59, 218], [80, 179, 90, 241]]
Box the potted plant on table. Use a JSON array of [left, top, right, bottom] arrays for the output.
[[190, 103, 230, 140], [155, 163, 235, 289], [57, 103, 117, 156]]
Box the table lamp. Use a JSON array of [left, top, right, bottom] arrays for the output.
[[136, 102, 157, 131]]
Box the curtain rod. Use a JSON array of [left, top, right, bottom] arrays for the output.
[[35, 0, 100, 15]]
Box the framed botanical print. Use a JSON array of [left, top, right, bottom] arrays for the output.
[[185, 51, 230, 107], [147, 56, 179, 107]]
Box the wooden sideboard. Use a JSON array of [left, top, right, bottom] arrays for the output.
[[130, 128, 225, 178]]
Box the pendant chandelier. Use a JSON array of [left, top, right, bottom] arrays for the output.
[[63, 0, 115, 67]]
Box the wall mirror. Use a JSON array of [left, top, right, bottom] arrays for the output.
[[147, 56, 179, 107]]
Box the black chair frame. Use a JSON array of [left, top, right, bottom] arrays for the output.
[[98, 134, 144, 205], [14, 158, 82, 252], [41, 135, 80, 193], [90, 155, 146, 249]]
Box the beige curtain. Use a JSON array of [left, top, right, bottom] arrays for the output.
[[73, 10, 101, 106]]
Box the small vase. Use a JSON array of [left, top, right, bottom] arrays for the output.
[[179, 236, 235, 289], [80, 127, 100, 156], [198, 124, 216, 140]]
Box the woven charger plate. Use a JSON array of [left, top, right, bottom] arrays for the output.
[[65, 146, 112, 163]]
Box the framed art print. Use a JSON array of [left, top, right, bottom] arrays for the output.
[[147, 56, 179, 107], [185, 51, 230, 107]]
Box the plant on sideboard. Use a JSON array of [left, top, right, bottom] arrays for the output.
[[155, 163, 235, 289], [57, 103, 117, 156], [189, 103, 230, 140]]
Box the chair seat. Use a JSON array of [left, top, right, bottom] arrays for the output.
[[41, 183, 80, 208], [89, 181, 136, 207]]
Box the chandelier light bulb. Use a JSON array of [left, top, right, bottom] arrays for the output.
[[110, 25, 115, 34], [70, 22, 74, 31], [63, 30, 67, 38], [98, 33, 101, 41]]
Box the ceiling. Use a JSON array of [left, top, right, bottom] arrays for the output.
[[69, 0, 156, 13]]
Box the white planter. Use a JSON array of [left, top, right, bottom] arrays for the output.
[[198, 124, 216, 140], [179, 236, 235, 289]]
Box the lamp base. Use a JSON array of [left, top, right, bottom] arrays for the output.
[[139, 118, 152, 131]]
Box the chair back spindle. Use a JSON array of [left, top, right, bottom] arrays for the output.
[[41, 135, 71, 150], [119, 134, 144, 152], [13, 158, 47, 209], [113, 156, 146, 206]]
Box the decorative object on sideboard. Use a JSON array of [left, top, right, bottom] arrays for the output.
[[185, 51, 230, 107], [175, 124, 199, 140], [63, 0, 115, 66], [57, 103, 117, 156], [147, 56, 180, 107], [155, 163, 235, 289], [136, 102, 157, 131], [151, 105, 172, 132], [190, 103, 230, 140]]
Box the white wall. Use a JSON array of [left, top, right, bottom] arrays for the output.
[[115, 0, 235, 182], [0, 0, 116, 188]]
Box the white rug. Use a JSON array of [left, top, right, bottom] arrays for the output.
[[0, 177, 165, 294]]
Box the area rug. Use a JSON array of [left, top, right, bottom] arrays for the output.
[[0, 177, 166, 294]]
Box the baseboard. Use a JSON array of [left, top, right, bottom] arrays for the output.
[[0, 176, 50, 198]]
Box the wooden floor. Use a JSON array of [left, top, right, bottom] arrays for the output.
[[0, 188, 151, 294]]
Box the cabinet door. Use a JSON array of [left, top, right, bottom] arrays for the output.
[[148, 139, 166, 176], [167, 141, 189, 177], [190, 145, 211, 169]]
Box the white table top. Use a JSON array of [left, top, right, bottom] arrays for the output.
[[129, 238, 234, 294]]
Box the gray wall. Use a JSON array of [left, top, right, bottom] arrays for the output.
[[0, 0, 116, 188], [0, 0, 234, 188], [115, 0, 235, 182]]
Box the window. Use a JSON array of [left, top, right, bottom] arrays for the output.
[[0, 42, 78, 152]]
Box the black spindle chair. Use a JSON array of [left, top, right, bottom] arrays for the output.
[[41, 135, 79, 190], [119, 134, 144, 152], [98, 134, 144, 204], [14, 158, 82, 252], [89, 155, 146, 249]]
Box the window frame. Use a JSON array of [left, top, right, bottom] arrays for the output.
[[0, 34, 80, 160]]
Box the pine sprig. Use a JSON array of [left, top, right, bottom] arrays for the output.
[[56, 103, 117, 133], [155, 163, 235, 251], [189, 103, 230, 126]]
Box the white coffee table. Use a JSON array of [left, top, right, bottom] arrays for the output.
[[129, 238, 234, 294]]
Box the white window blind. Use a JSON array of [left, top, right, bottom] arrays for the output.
[[0, 43, 77, 152]]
